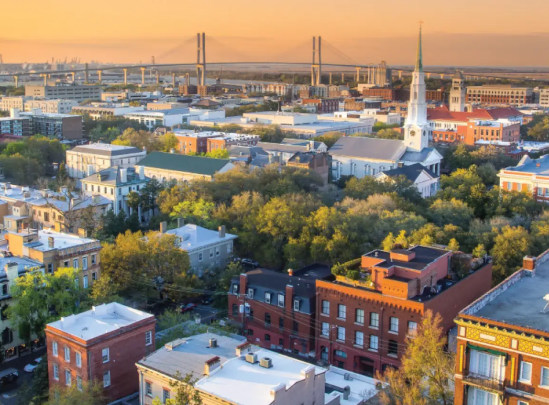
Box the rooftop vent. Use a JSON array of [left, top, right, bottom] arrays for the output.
[[245, 352, 258, 364], [259, 357, 272, 368], [209, 338, 217, 348], [343, 386, 351, 400], [344, 373, 352, 381]]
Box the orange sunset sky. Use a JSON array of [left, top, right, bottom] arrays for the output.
[[2, 0, 549, 66]]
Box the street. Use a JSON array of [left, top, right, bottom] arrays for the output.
[[0, 348, 46, 405]]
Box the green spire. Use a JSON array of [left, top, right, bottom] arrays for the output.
[[415, 24, 423, 72]]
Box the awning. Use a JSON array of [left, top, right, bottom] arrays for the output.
[[468, 343, 507, 358]]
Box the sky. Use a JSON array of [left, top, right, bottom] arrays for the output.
[[2, 0, 549, 66]]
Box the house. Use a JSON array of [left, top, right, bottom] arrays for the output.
[[135, 152, 234, 183], [287, 152, 331, 185], [45, 303, 155, 402], [376, 163, 439, 198], [315, 246, 492, 376], [454, 254, 549, 405], [5, 229, 101, 287], [498, 155, 549, 202], [164, 223, 237, 274]]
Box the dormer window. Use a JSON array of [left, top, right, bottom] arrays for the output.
[[293, 299, 300, 312], [247, 288, 254, 299], [264, 292, 271, 304]]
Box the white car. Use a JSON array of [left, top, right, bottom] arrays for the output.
[[23, 357, 42, 373]]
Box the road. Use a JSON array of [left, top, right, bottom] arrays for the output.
[[0, 348, 46, 405]]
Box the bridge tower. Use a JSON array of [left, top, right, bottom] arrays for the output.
[[196, 32, 207, 95], [311, 36, 321, 86]]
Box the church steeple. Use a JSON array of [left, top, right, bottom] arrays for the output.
[[415, 24, 423, 72]]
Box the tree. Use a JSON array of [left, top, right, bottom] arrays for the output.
[[169, 372, 203, 405], [46, 382, 106, 405], [428, 198, 474, 230], [17, 357, 49, 405], [378, 311, 454, 405], [447, 238, 460, 251], [205, 149, 229, 159], [491, 225, 530, 283]]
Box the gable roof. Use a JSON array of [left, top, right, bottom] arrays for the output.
[[329, 136, 406, 162], [379, 163, 436, 182], [137, 152, 231, 176]]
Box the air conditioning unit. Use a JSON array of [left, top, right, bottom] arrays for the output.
[[259, 357, 272, 368], [344, 373, 351, 381], [245, 353, 258, 364], [209, 338, 217, 348]]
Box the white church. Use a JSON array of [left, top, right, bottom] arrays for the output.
[[330, 27, 442, 195]]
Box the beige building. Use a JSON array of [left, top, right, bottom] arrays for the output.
[[25, 84, 102, 102], [24, 99, 78, 114], [5, 229, 101, 288]]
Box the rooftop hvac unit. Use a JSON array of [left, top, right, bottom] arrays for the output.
[[209, 338, 217, 348], [344, 373, 351, 381], [259, 357, 272, 368], [343, 386, 351, 400], [245, 353, 258, 364]]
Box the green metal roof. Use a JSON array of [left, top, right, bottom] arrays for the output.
[[137, 152, 230, 176]]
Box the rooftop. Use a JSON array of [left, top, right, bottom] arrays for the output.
[[0, 252, 43, 281], [364, 245, 450, 271], [165, 224, 237, 251], [47, 302, 154, 341], [379, 163, 437, 182], [329, 136, 407, 161], [138, 333, 252, 379], [70, 143, 144, 156], [194, 348, 325, 405], [82, 166, 147, 186], [502, 154, 549, 175], [464, 259, 549, 333], [18, 229, 100, 252], [325, 367, 379, 405], [137, 152, 231, 176]]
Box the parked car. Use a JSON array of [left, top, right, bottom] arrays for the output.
[[0, 368, 19, 389], [240, 258, 259, 269], [179, 303, 197, 313], [23, 357, 43, 373], [201, 296, 213, 305]]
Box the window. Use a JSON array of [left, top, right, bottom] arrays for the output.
[[198, 253, 203, 262], [278, 294, 284, 307], [355, 308, 364, 325], [232, 284, 238, 294], [338, 304, 346, 320], [209, 249, 213, 258], [355, 331, 364, 347], [91, 254, 96, 265], [216, 247, 220, 256], [264, 292, 271, 304], [293, 299, 300, 311], [247, 288, 254, 299], [77, 376, 82, 391], [321, 300, 330, 315], [1, 284, 7, 296], [53, 341, 58, 357], [65, 369, 71, 386], [265, 313, 271, 325], [520, 361, 532, 384], [92, 272, 96, 281], [389, 317, 399, 333], [53, 363, 59, 380], [337, 326, 345, 342], [103, 371, 111, 388], [75, 352, 81, 368], [102, 347, 109, 363], [517, 401, 528, 405], [388, 340, 398, 356], [145, 331, 152, 346], [47, 263, 53, 273], [163, 389, 170, 402], [408, 321, 418, 336], [265, 334, 271, 342], [64, 346, 70, 362], [467, 387, 500, 405], [82, 256, 88, 270], [64, 260, 69, 267], [541, 367, 549, 387], [232, 304, 238, 316], [469, 350, 505, 382], [369, 335, 379, 351], [73, 258, 78, 268], [279, 317, 284, 329], [83, 275, 88, 289], [321, 322, 329, 337], [370, 312, 379, 328], [293, 321, 298, 333], [334, 350, 347, 359]]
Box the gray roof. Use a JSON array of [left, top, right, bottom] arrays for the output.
[[329, 136, 406, 161], [70, 143, 143, 156], [256, 142, 309, 154], [401, 147, 439, 164], [0, 253, 43, 282], [504, 155, 549, 175], [82, 166, 147, 186], [379, 163, 436, 182], [137, 333, 253, 379]]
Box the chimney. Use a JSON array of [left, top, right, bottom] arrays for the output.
[[235, 341, 251, 357], [120, 168, 128, 183], [139, 165, 145, 180], [48, 237, 54, 249], [239, 273, 247, 296], [285, 284, 293, 312], [177, 217, 185, 228], [218, 225, 226, 238], [159, 221, 167, 233], [204, 356, 221, 375], [523, 256, 536, 272]]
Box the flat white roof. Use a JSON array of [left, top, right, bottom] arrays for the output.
[[195, 349, 325, 405], [325, 367, 379, 405], [47, 302, 153, 341], [22, 229, 99, 252], [69, 143, 139, 152], [166, 224, 237, 251]]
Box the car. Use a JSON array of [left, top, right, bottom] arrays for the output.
[[23, 357, 43, 373], [201, 296, 213, 305], [180, 303, 197, 313], [0, 368, 19, 388], [240, 258, 259, 269]]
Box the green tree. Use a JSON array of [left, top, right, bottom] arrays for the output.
[[378, 311, 454, 405], [491, 226, 530, 283], [169, 372, 203, 405], [447, 238, 460, 251], [472, 244, 487, 258], [428, 198, 474, 230], [46, 382, 106, 405]]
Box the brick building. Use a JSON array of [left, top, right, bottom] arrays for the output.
[[454, 254, 549, 405], [45, 303, 155, 402], [228, 265, 333, 358], [287, 152, 331, 185], [301, 98, 340, 113], [315, 246, 492, 376], [466, 85, 533, 105]]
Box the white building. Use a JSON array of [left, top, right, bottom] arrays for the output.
[[449, 71, 466, 112], [66, 143, 146, 180], [72, 103, 144, 120], [376, 163, 439, 198], [329, 27, 442, 181], [81, 166, 149, 217], [360, 109, 402, 126], [124, 108, 225, 131], [540, 88, 549, 107], [165, 223, 237, 274], [24, 99, 78, 114]]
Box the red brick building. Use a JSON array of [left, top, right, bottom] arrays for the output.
[[466, 85, 533, 105], [454, 254, 549, 405], [301, 98, 340, 113], [315, 246, 492, 377], [287, 152, 331, 185], [228, 265, 332, 358], [45, 303, 155, 401]]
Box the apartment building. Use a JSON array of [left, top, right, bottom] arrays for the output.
[[315, 246, 492, 376], [498, 155, 549, 203], [228, 265, 332, 358], [0, 116, 31, 136], [466, 85, 533, 105], [72, 104, 144, 120], [46, 303, 155, 402], [24, 99, 78, 114], [21, 111, 83, 140], [540, 89, 549, 107], [25, 84, 102, 102], [66, 143, 146, 180], [454, 254, 549, 405], [5, 229, 101, 288]]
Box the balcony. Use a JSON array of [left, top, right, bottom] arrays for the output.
[[463, 372, 504, 394]]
